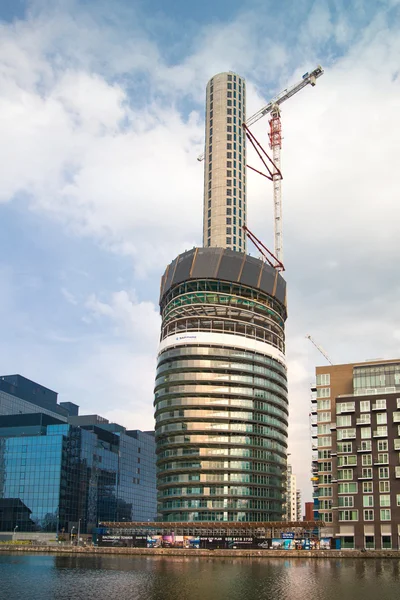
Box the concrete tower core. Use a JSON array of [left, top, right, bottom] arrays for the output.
[[154, 72, 288, 523], [203, 72, 246, 253]]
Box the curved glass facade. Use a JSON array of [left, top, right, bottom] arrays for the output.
[[155, 249, 287, 522]]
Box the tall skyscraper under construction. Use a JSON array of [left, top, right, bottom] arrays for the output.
[[154, 72, 288, 522], [203, 72, 247, 253]]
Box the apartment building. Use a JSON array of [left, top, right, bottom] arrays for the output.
[[311, 359, 400, 549]]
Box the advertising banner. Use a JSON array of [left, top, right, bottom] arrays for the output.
[[147, 535, 162, 548], [98, 535, 147, 547]]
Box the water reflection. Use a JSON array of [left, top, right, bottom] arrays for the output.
[[0, 554, 399, 600]]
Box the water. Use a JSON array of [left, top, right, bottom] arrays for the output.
[[0, 553, 399, 600]]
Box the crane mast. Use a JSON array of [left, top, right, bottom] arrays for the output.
[[269, 105, 283, 262]]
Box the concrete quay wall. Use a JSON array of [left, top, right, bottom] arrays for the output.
[[1, 546, 400, 559]]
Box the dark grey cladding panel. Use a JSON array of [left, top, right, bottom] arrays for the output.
[[163, 257, 178, 295], [191, 248, 222, 278], [275, 274, 286, 304], [160, 248, 287, 310], [240, 255, 262, 288], [172, 250, 195, 285], [259, 264, 277, 296], [218, 250, 244, 282]]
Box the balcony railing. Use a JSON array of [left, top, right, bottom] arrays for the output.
[[374, 456, 389, 465], [372, 402, 387, 410], [373, 429, 388, 437], [356, 417, 371, 425]]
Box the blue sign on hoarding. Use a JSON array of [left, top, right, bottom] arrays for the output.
[[281, 532, 295, 539]]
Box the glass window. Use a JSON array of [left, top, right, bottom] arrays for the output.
[[317, 387, 330, 398], [338, 482, 358, 494], [357, 414, 371, 424], [363, 495, 374, 507], [318, 436, 332, 447], [363, 481, 373, 493], [378, 440, 388, 451], [373, 399, 386, 410], [318, 424, 331, 435], [360, 440, 372, 451], [336, 402, 355, 413], [338, 496, 354, 507], [317, 399, 331, 410], [379, 467, 389, 479], [318, 411, 331, 423], [338, 469, 353, 480], [360, 401, 370, 412], [380, 495, 391, 507], [380, 509, 391, 521], [316, 374, 330, 385], [362, 454, 372, 466], [375, 425, 388, 437], [338, 510, 358, 521], [361, 427, 371, 439], [337, 442, 352, 453], [337, 415, 352, 427], [364, 509, 374, 521], [337, 428, 356, 440], [376, 413, 387, 425], [337, 455, 357, 466], [379, 481, 390, 493]]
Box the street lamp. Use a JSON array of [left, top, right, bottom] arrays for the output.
[[71, 526, 76, 545], [13, 525, 18, 541], [77, 519, 81, 546]]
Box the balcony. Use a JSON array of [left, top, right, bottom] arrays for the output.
[[356, 417, 371, 426], [330, 452, 337, 457], [372, 402, 387, 411], [337, 403, 355, 414], [373, 429, 388, 437], [374, 456, 389, 465], [357, 445, 372, 452]]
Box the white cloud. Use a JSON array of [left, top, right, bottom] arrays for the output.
[[85, 289, 160, 343]]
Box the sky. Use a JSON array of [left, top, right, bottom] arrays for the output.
[[1, 0, 400, 503]]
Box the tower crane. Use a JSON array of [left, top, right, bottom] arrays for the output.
[[305, 334, 333, 365], [198, 65, 324, 264]]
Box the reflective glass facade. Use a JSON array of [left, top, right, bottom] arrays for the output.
[[155, 250, 288, 523], [0, 417, 156, 533]]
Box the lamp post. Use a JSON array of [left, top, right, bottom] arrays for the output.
[[13, 525, 18, 541], [77, 519, 81, 546], [71, 526, 76, 545]]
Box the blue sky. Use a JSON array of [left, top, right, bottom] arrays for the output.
[[1, 0, 400, 499]]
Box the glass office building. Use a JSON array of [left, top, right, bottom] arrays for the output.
[[0, 374, 73, 421], [0, 414, 157, 533]]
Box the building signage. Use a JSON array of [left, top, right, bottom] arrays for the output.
[[281, 532, 295, 539]]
